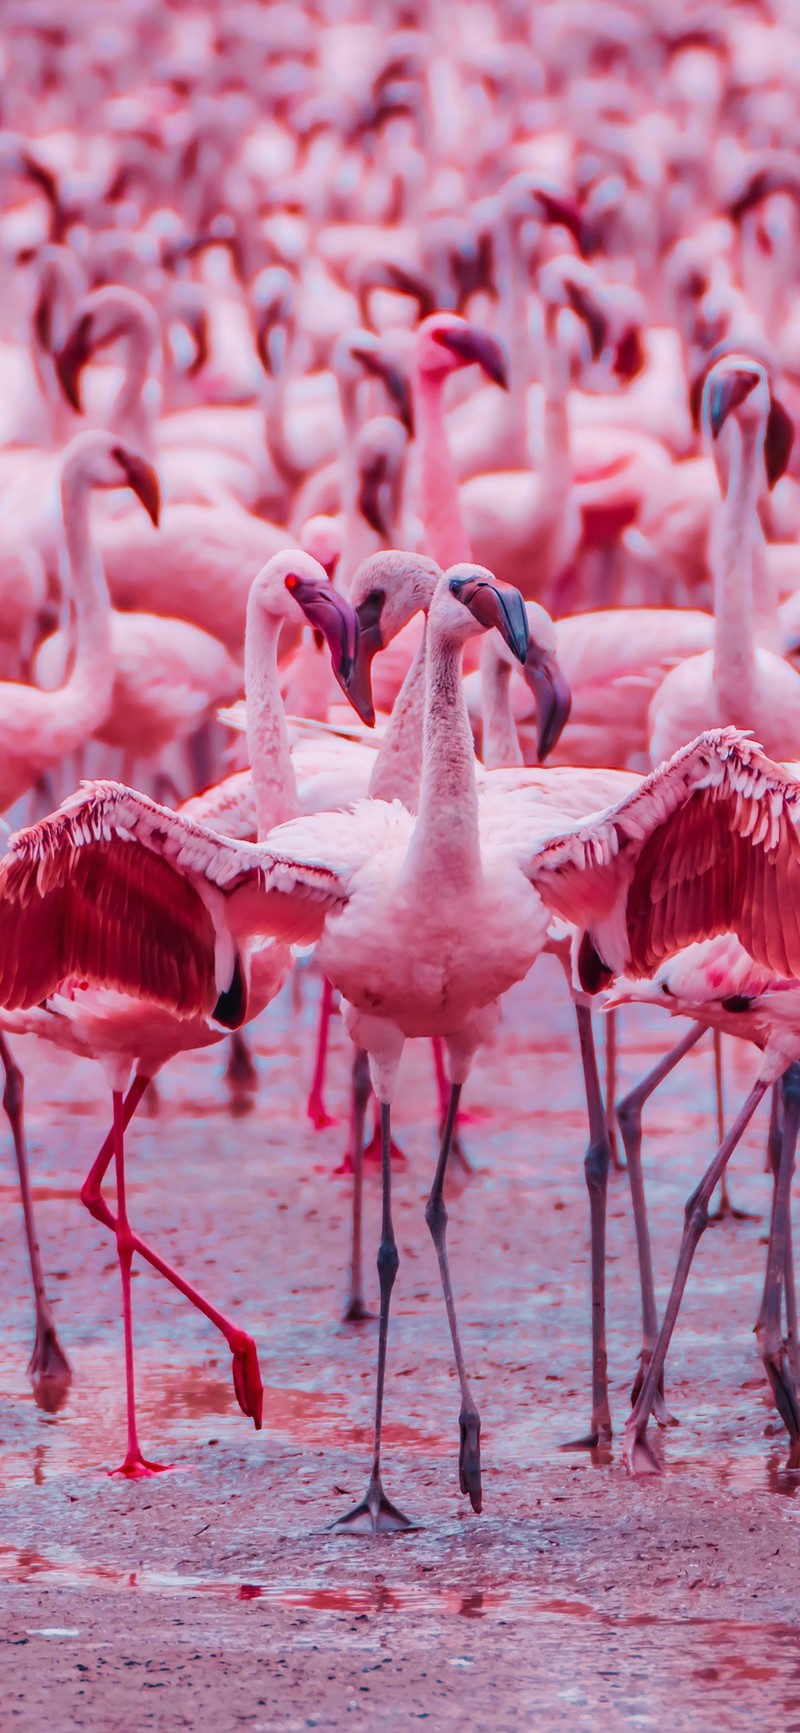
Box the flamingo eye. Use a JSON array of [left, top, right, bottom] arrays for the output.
[[660, 981, 672, 996]]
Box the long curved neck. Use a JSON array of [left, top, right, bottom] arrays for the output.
[[404, 618, 481, 890], [480, 639, 523, 768], [110, 319, 154, 451], [712, 419, 760, 715], [539, 302, 571, 495], [57, 468, 114, 738], [245, 600, 298, 837], [493, 213, 531, 464], [414, 369, 472, 566], [369, 616, 428, 806]]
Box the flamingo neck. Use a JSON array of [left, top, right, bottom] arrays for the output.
[[111, 318, 155, 451], [493, 213, 531, 464], [414, 369, 472, 566], [480, 639, 523, 768], [404, 619, 481, 891], [244, 600, 298, 838], [539, 303, 571, 494], [712, 418, 760, 716], [369, 616, 428, 807], [58, 468, 114, 728]]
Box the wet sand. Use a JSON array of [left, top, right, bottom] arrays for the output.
[[1, 957, 798, 1730]]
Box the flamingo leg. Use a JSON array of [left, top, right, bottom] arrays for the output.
[[424, 1082, 482, 1512], [80, 1077, 263, 1462], [432, 1036, 472, 1174], [755, 1063, 800, 1450], [617, 1022, 706, 1426], [334, 1101, 414, 1534], [105, 1090, 171, 1479], [563, 1003, 613, 1449], [342, 1048, 371, 1323], [624, 1077, 769, 1475], [307, 975, 337, 1129], [709, 1030, 758, 1222], [604, 1008, 622, 1171], [0, 1032, 71, 1407], [225, 1030, 258, 1097]]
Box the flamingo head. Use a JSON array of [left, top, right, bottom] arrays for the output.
[[56, 285, 159, 412], [444, 565, 529, 662], [284, 571, 359, 697], [252, 266, 296, 379], [356, 416, 409, 538], [60, 431, 161, 525], [703, 351, 793, 487], [357, 258, 437, 331], [336, 329, 414, 435], [482, 596, 571, 761], [345, 550, 442, 727], [416, 313, 509, 391]]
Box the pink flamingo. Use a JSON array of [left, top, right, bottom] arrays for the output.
[[0, 430, 159, 817], [0, 552, 358, 1476], [0, 622, 787, 1525], [649, 354, 800, 764], [606, 938, 800, 1473]]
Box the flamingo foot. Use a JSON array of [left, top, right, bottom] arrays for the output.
[[229, 1331, 264, 1428], [708, 1196, 759, 1224], [623, 1421, 662, 1477], [363, 1126, 407, 1166], [332, 1475, 417, 1535], [307, 1090, 338, 1131], [110, 1452, 175, 1480], [559, 1418, 613, 1452], [342, 1294, 372, 1324], [28, 1323, 72, 1414], [762, 1346, 800, 1444], [459, 1409, 482, 1512]]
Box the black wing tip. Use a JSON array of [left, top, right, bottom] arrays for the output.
[[213, 953, 249, 1030]]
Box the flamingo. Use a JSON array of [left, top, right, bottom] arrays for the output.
[[606, 939, 800, 1472], [1, 591, 794, 1525], [649, 354, 800, 764], [0, 551, 359, 1476]]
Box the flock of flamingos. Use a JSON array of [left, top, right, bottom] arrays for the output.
[[4, 0, 800, 1535]]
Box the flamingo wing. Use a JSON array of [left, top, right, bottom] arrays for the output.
[[527, 729, 800, 983], [0, 781, 352, 1016]]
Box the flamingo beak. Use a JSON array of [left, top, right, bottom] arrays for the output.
[[450, 577, 529, 663], [55, 311, 94, 412], [522, 644, 572, 761], [534, 190, 586, 252], [349, 343, 414, 435], [357, 451, 390, 538], [706, 369, 760, 438], [563, 280, 607, 360], [341, 594, 385, 728], [433, 324, 510, 389], [285, 576, 360, 698], [113, 448, 161, 526]]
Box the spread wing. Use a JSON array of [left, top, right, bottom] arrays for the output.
[[526, 729, 800, 983]]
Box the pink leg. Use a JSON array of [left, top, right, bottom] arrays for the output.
[[106, 1090, 170, 1479], [80, 1078, 263, 1476], [0, 1032, 71, 1406], [306, 976, 337, 1129]]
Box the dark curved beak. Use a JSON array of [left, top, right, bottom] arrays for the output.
[[55, 312, 94, 412], [433, 324, 509, 389], [563, 281, 607, 360], [522, 645, 572, 762], [183, 305, 210, 378], [285, 577, 360, 699], [706, 369, 760, 438], [533, 190, 586, 252], [357, 452, 390, 538], [350, 343, 414, 435], [341, 598, 385, 728], [450, 578, 529, 662], [113, 448, 161, 526]]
